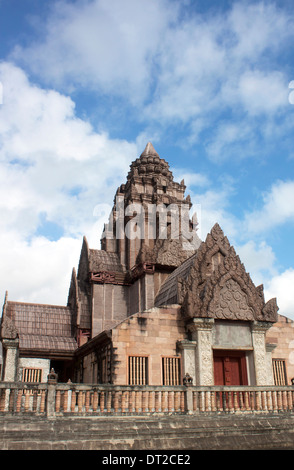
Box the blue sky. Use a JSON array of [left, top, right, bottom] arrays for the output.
[[0, 0, 294, 318]]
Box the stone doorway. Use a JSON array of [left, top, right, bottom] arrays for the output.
[[213, 350, 248, 386]]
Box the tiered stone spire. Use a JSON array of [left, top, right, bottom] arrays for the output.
[[126, 142, 174, 184], [101, 143, 194, 269]]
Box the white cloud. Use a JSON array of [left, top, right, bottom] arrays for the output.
[[191, 183, 239, 241], [228, 1, 292, 60], [264, 268, 294, 320], [172, 168, 210, 189], [204, 119, 255, 161], [10, 1, 293, 117], [1, 1, 294, 316], [237, 70, 287, 116], [0, 62, 139, 304], [0, 62, 135, 164], [12, 0, 177, 102], [245, 180, 294, 234], [6, 0, 294, 164], [0, 62, 138, 235], [0, 232, 81, 306], [235, 240, 277, 286]]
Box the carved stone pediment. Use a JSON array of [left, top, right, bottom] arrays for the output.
[[209, 278, 255, 320], [137, 237, 199, 268], [181, 223, 278, 323]]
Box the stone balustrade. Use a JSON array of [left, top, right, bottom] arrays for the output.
[[191, 387, 294, 413], [0, 380, 293, 417]]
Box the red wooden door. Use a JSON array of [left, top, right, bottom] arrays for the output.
[[213, 351, 248, 386], [214, 356, 225, 385], [227, 357, 242, 385]]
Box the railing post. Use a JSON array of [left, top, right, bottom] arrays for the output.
[[46, 368, 58, 419], [183, 373, 193, 414]]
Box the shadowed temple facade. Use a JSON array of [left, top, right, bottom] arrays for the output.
[[1, 143, 294, 387]]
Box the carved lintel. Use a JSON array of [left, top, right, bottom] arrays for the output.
[[90, 271, 116, 284]]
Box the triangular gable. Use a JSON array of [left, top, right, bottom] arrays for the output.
[[181, 223, 278, 323]]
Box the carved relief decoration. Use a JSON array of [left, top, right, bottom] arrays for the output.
[[90, 271, 116, 283], [181, 223, 278, 323], [210, 278, 255, 320], [137, 238, 199, 268]]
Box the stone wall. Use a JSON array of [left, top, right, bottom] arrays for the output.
[[18, 358, 50, 383], [1, 414, 294, 450], [112, 306, 186, 385], [266, 314, 294, 384]]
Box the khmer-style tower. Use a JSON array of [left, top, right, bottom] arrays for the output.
[[101, 142, 200, 269], [68, 143, 201, 343], [1, 142, 282, 388]]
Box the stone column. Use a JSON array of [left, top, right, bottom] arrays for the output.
[[251, 321, 273, 385], [187, 318, 215, 385], [177, 340, 197, 384], [265, 343, 277, 385], [1, 338, 19, 382]]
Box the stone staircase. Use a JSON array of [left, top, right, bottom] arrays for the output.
[[1, 413, 294, 450]]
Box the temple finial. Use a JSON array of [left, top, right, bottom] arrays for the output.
[[140, 142, 160, 158]]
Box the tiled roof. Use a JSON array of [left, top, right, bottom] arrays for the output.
[[155, 252, 197, 306], [5, 301, 77, 353], [19, 334, 77, 352], [89, 249, 124, 273]]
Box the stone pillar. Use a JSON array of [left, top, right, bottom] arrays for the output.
[[187, 318, 215, 385], [1, 338, 19, 382], [266, 343, 277, 386], [177, 340, 197, 384], [251, 321, 273, 385]]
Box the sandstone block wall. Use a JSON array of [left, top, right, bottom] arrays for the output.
[[266, 314, 294, 384], [111, 306, 186, 385]]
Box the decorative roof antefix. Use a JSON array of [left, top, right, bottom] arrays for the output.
[[0, 291, 19, 340], [0, 316, 19, 340], [180, 223, 278, 323]]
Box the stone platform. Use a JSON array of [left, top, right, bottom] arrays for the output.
[[1, 413, 294, 450]]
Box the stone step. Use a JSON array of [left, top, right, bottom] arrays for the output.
[[1, 413, 294, 450]]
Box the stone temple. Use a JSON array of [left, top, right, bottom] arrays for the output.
[[1, 143, 294, 388]]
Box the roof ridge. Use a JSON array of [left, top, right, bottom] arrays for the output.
[[7, 300, 70, 309]]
